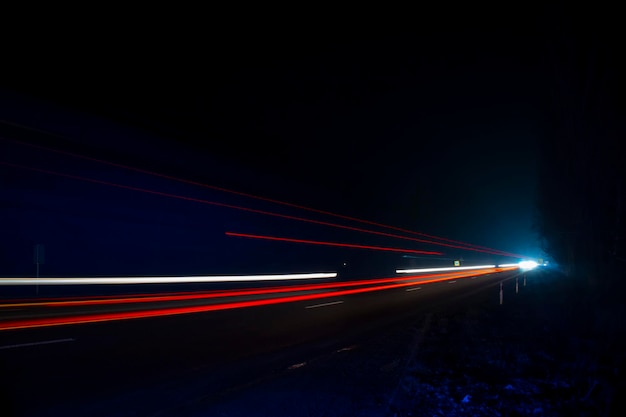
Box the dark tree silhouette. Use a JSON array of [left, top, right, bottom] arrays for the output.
[[535, 5, 625, 288]]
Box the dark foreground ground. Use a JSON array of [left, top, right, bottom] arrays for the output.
[[172, 269, 625, 416], [3, 268, 624, 416]]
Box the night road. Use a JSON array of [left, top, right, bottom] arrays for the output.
[[1, 266, 520, 416], [2, 4, 625, 415]]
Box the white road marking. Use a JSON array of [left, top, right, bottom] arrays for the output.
[[448, 280, 457, 284], [406, 287, 423, 292], [288, 362, 307, 370], [0, 338, 75, 350], [336, 345, 358, 353], [305, 300, 344, 309]]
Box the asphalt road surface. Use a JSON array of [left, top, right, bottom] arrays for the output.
[[0, 268, 520, 416]]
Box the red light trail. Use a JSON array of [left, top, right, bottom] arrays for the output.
[[225, 232, 443, 255], [0, 269, 487, 309], [0, 268, 515, 331], [3, 138, 526, 258], [0, 161, 518, 256]]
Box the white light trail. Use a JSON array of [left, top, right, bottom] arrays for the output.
[[498, 263, 519, 268], [395, 265, 497, 274], [0, 272, 337, 286]]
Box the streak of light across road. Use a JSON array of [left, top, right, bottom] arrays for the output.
[[396, 264, 498, 273], [0, 161, 520, 257], [225, 232, 443, 255], [0, 272, 337, 286], [4, 138, 526, 258], [0, 269, 496, 308], [0, 266, 517, 331]]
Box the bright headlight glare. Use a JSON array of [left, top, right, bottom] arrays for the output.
[[518, 260, 538, 270]]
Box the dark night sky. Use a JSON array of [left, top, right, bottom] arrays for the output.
[[4, 6, 593, 265]]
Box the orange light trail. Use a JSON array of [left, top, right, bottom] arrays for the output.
[[0, 268, 517, 331], [225, 232, 443, 255], [2, 139, 526, 258]]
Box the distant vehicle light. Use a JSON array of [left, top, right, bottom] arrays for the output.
[[518, 260, 538, 270]]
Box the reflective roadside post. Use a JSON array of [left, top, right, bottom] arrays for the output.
[[33, 244, 45, 295], [499, 281, 503, 305], [516, 276, 519, 294]]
